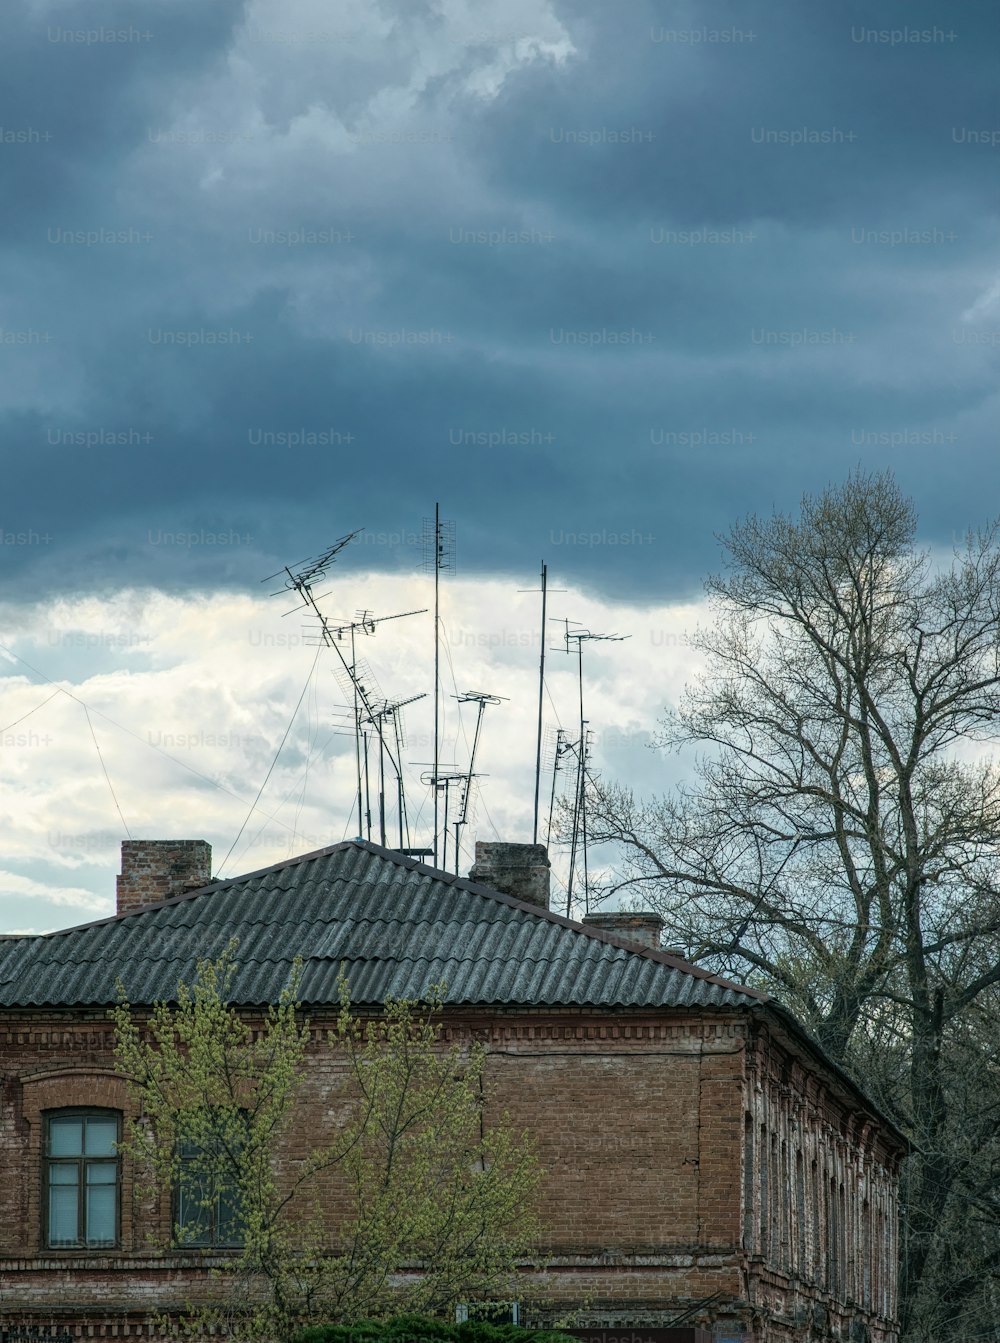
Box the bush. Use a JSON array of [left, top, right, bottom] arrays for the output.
[[294, 1314, 577, 1343]]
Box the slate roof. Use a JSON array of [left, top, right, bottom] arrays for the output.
[[0, 841, 764, 1011]]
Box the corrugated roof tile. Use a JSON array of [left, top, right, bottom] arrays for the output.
[[0, 841, 764, 1012]]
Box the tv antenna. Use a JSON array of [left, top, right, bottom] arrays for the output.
[[360, 692, 427, 847], [518, 562, 565, 845], [417, 767, 466, 873], [451, 690, 506, 873], [422, 504, 456, 865], [264, 534, 426, 842], [325, 610, 426, 836], [553, 620, 630, 915], [543, 726, 571, 850]]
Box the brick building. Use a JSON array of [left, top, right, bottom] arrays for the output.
[[0, 839, 905, 1343]]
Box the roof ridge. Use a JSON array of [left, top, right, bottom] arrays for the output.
[[38, 840, 362, 938]]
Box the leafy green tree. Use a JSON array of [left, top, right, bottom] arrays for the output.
[[584, 472, 1000, 1340], [113, 943, 541, 1341]]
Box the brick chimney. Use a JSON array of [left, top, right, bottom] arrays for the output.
[[582, 911, 665, 951], [469, 842, 550, 911], [117, 840, 213, 916]]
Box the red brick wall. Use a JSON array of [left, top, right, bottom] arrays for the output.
[[740, 1019, 904, 1343], [115, 840, 212, 915], [0, 1007, 901, 1343]]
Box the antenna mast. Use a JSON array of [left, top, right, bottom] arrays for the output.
[[359, 692, 427, 847], [519, 564, 565, 844], [324, 608, 426, 834], [556, 621, 629, 915], [533, 563, 547, 844], [422, 505, 455, 864], [544, 726, 569, 850], [452, 690, 506, 872], [265, 536, 426, 842]]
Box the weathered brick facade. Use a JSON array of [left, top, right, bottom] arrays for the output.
[[0, 1006, 902, 1343], [0, 841, 905, 1343]]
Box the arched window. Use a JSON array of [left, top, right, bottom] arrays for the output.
[[44, 1110, 120, 1248]]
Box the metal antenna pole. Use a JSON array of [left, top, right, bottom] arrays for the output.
[[265, 537, 426, 838], [546, 728, 567, 849], [565, 628, 584, 914], [556, 622, 630, 917], [422, 507, 455, 866], [326, 609, 426, 824], [452, 690, 506, 870], [471, 697, 487, 785], [576, 635, 585, 882], [566, 751, 582, 913], [378, 727, 387, 847], [359, 692, 426, 849], [434, 502, 440, 865], [362, 729, 372, 840], [581, 723, 591, 912], [417, 767, 465, 868], [519, 567, 565, 845], [351, 624, 362, 836], [394, 711, 406, 849], [534, 563, 547, 843], [442, 776, 449, 872], [576, 637, 588, 904]]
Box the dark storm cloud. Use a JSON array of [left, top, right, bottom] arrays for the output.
[[480, 0, 997, 227], [0, 0, 997, 605], [0, 0, 247, 234]]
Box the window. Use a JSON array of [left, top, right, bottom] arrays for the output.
[[759, 1124, 769, 1259], [838, 1182, 847, 1300], [795, 1151, 806, 1274], [45, 1110, 120, 1248], [769, 1133, 779, 1268], [456, 1305, 520, 1326], [811, 1159, 820, 1284], [742, 1114, 755, 1252], [780, 1140, 790, 1272], [174, 1118, 245, 1248]]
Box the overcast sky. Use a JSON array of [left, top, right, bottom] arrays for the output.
[[1, 0, 997, 933]]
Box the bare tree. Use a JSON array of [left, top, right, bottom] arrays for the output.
[[585, 472, 1000, 1339]]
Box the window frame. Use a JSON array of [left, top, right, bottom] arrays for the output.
[[43, 1108, 121, 1251], [171, 1114, 247, 1250]]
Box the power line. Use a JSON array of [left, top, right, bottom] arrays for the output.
[[0, 688, 62, 734], [217, 642, 324, 876], [83, 704, 132, 840], [289, 659, 320, 851], [232, 726, 341, 872], [0, 641, 297, 824]]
